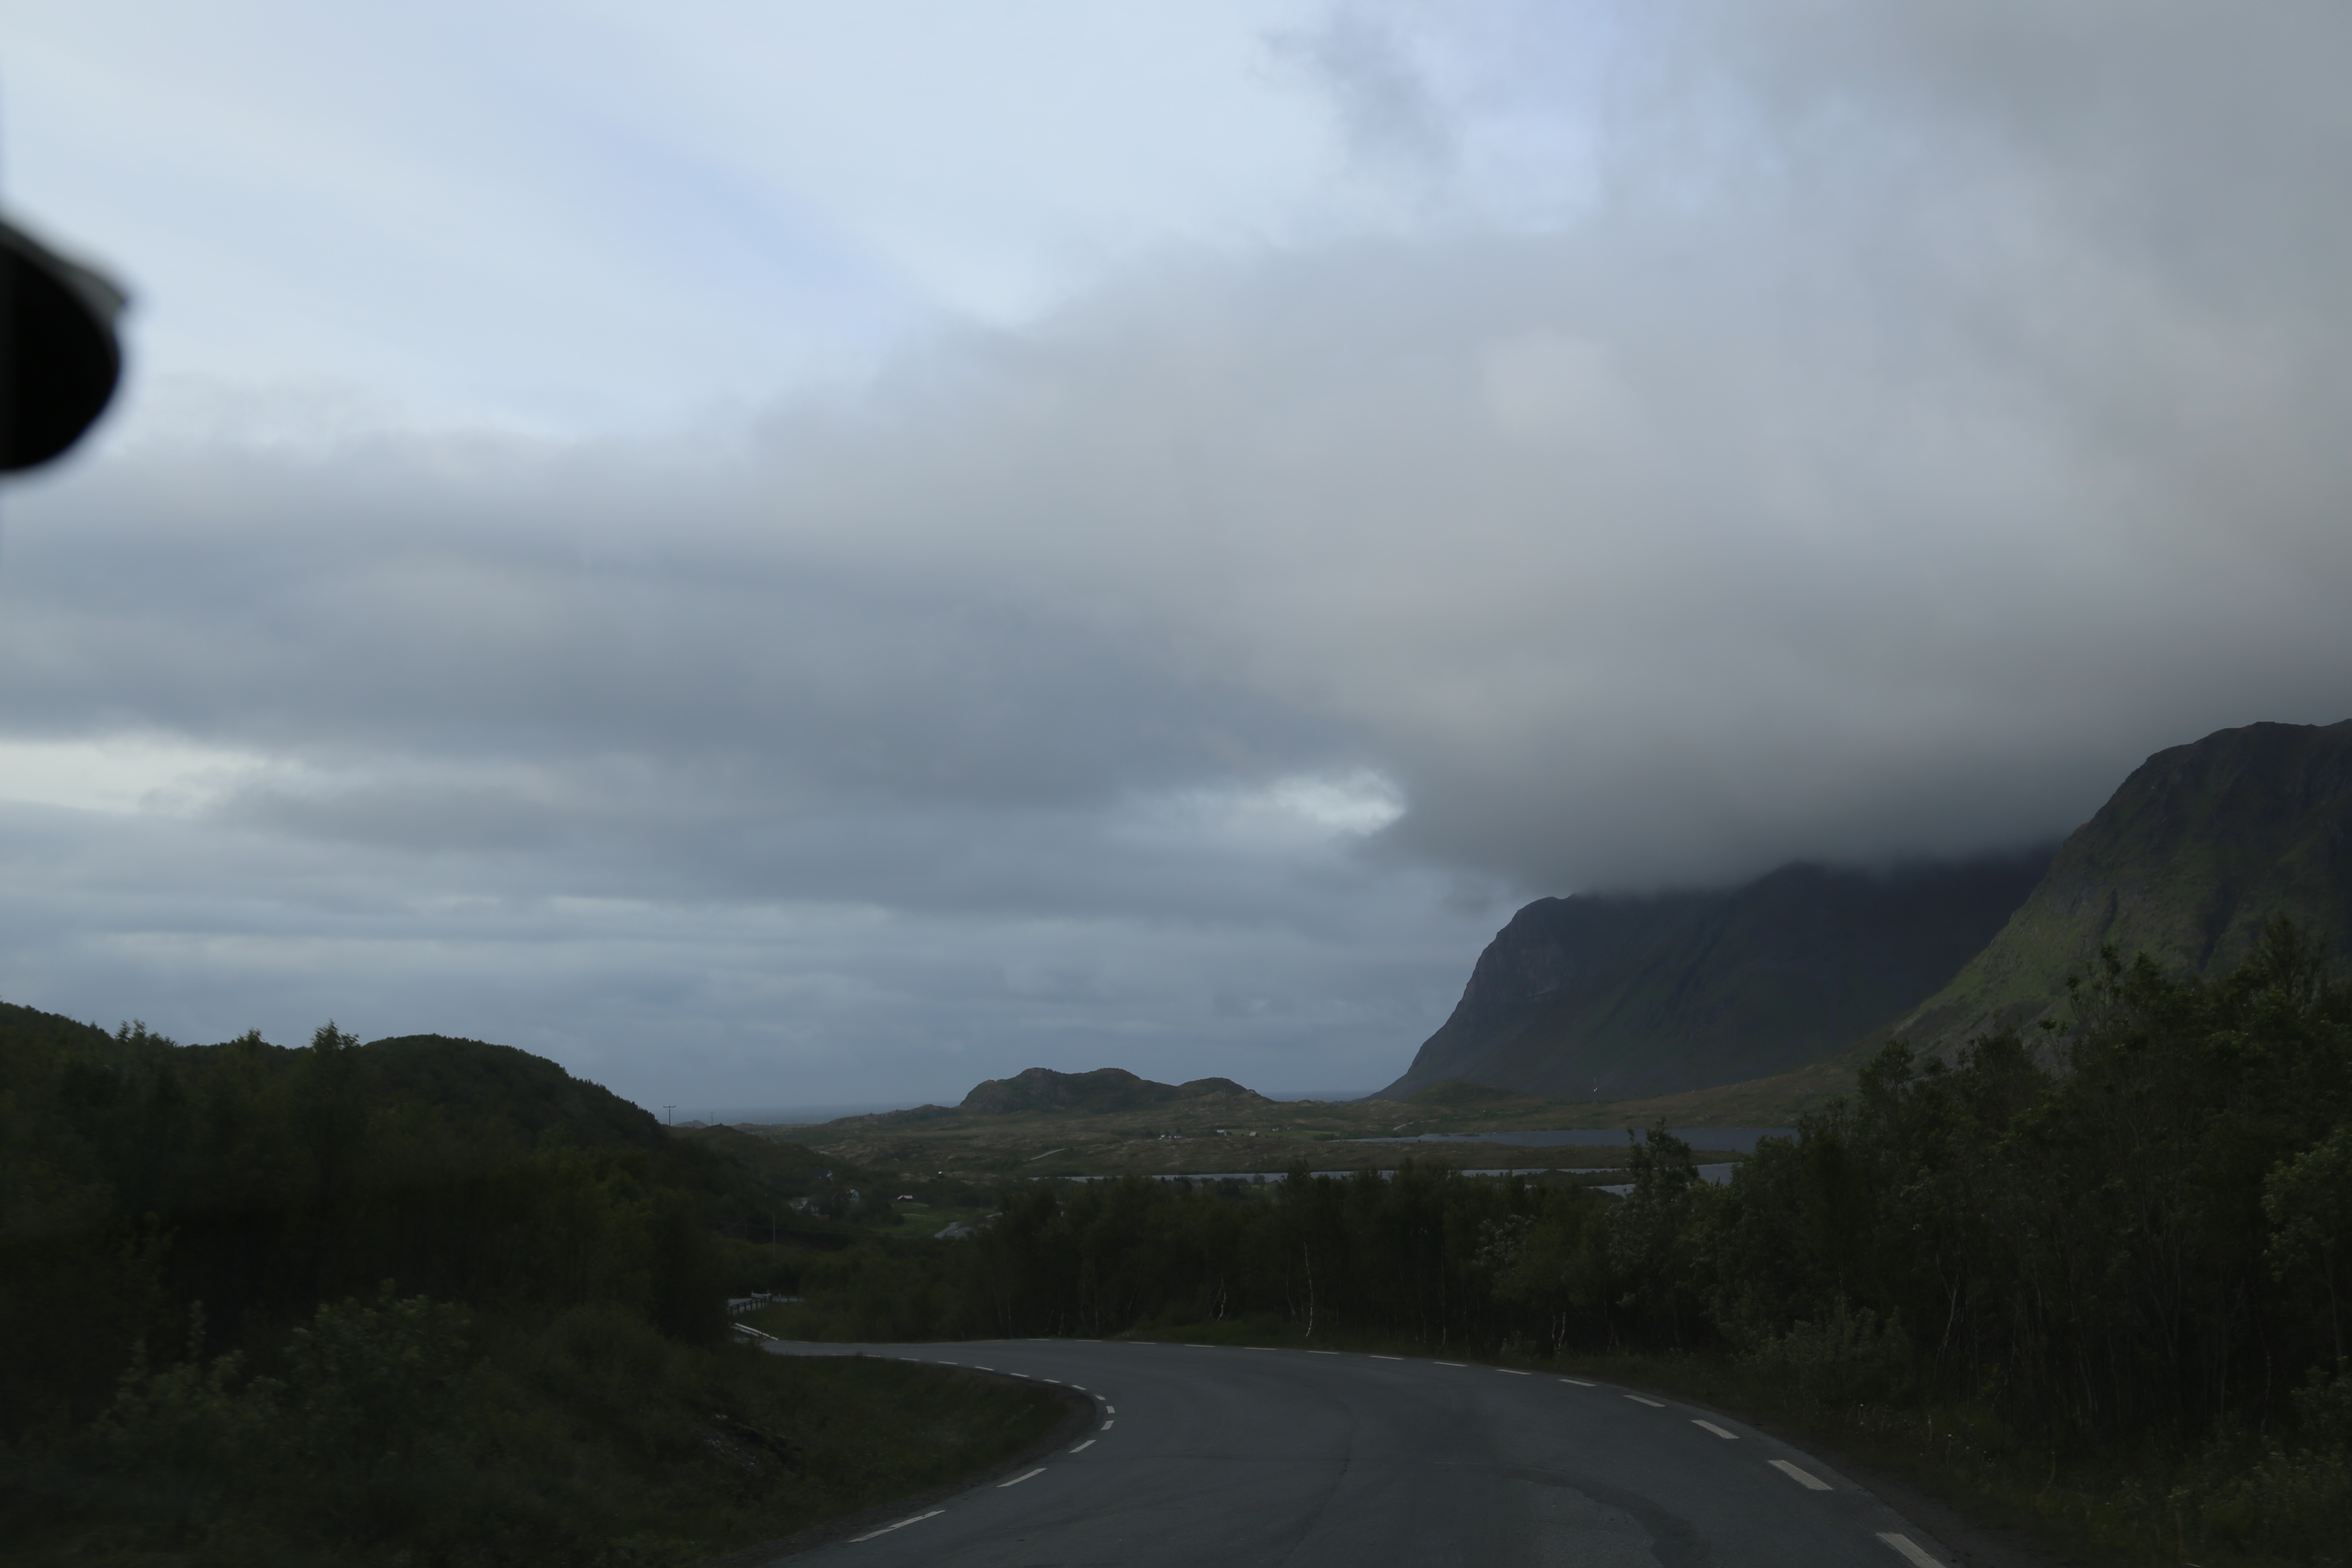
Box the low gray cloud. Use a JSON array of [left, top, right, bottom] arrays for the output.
[[4, 0, 2349, 1103]]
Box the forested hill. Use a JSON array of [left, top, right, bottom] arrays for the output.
[[0, 1004, 864, 1435], [1378, 851, 2051, 1101], [0, 1002, 1079, 1562], [325, 1032, 673, 1151], [1893, 717, 2352, 1057]]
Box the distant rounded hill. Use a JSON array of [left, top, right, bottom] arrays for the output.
[[960, 1066, 1268, 1116], [805, 1066, 1277, 1133]]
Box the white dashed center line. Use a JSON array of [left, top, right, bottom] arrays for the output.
[[1625, 1395, 1666, 1408], [1692, 1420, 1737, 1439], [1105, 1405, 1116, 1414], [1770, 1460, 1832, 1491], [1878, 1532, 1944, 1567], [1068, 1439, 1096, 1454], [1560, 1378, 1596, 1386], [848, 1509, 944, 1542], [1436, 1360, 1467, 1367], [1371, 1354, 1403, 1361], [1308, 1349, 1338, 1355], [1497, 1368, 1531, 1375], [998, 1468, 1047, 1488]]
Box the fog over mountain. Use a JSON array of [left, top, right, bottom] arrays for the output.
[[3, 1, 2349, 1108]]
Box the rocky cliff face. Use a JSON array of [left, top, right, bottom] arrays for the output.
[[1376, 851, 2052, 1101], [1893, 718, 2352, 1054]]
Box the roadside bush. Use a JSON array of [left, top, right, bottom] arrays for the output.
[[1740, 1299, 1915, 1410], [2199, 1446, 2352, 1564]]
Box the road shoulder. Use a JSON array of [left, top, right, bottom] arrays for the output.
[[705, 1350, 1096, 1566]]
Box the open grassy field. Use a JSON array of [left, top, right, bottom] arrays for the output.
[[749, 1079, 1767, 1182]]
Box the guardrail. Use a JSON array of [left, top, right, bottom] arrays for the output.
[[726, 1293, 804, 1316]]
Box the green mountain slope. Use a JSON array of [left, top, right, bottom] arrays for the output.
[[1377, 851, 2052, 1100], [1893, 717, 2352, 1054]]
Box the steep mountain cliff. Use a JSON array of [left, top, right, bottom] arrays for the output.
[[1375, 850, 2052, 1100], [1892, 718, 2352, 1055]]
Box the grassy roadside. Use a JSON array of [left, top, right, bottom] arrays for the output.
[[6, 1304, 1069, 1568], [1575, 1355, 2343, 1568], [1565, 1352, 2132, 1568], [1063, 1317, 2325, 1568]]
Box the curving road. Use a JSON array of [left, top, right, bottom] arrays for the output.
[[762, 1338, 1956, 1567]]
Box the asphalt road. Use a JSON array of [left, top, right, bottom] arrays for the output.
[[761, 1338, 1957, 1567]]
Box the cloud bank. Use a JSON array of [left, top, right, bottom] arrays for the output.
[[3, 0, 2349, 1105]]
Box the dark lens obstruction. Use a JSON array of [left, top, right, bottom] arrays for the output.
[[0, 218, 127, 472]]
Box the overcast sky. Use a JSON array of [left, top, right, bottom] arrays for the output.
[[3, 1, 2348, 1113]]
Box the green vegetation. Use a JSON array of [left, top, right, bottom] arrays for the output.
[[772, 925, 2352, 1564], [1898, 718, 2352, 1056], [0, 1009, 1066, 1566]]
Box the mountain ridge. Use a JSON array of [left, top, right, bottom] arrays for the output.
[[1891, 718, 2352, 1055], [1377, 850, 2053, 1101]]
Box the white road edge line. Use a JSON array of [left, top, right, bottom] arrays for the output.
[[1560, 1378, 1595, 1386], [1770, 1459, 1833, 1491], [1693, 1420, 1737, 1439], [848, 1508, 944, 1542], [1625, 1395, 1666, 1408], [1068, 1439, 1096, 1454], [998, 1468, 1047, 1488], [1878, 1532, 1943, 1567]]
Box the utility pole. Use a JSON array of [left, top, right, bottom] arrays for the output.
[[663, 1104, 675, 1125]]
